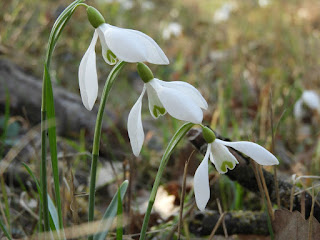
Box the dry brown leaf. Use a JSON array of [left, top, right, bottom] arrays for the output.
[[272, 209, 320, 240]]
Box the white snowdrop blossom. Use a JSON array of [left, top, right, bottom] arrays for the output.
[[294, 90, 320, 120], [128, 63, 208, 156], [258, 0, 270, 7], [194, 127, 279, 211], [213, 2, 237, 23], [162, 22, 182, 40], [79, 7, 169, 110]]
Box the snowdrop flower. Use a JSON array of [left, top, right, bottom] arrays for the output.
[[213, 2, 237, 23], [194, 127, 279, 211], [162, 22, 182, 40], [258, 0, 270, 7], [294, 90, 320, 121], [128, 63, 208, 156], [79, 7, 169, 110]]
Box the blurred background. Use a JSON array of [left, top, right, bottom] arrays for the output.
[[0, 0, 320, 238]]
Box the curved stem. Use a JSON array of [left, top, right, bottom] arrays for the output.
[[139, 122, 195, 240], [88, 61, 126, 240]]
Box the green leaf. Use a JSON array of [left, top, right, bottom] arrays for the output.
[[44, 63, 64, 230], [0, 218, 11, 240], [116, 189, 123, 240], [22, 163, 61, 234], [93, 180, 129, 240], [41, 0, 85, 231]]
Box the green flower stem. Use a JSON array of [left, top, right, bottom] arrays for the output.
[[88, 61, 126, 240], [139, 122, 195, 240]]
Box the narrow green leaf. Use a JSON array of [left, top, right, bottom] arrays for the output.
[[116, 190, 123, 240], [0, 88, 10, 158], [41, 0, 84, 233], [0, 176, 10, 233], [0, 218, 12, 240], [139, 122, 195, 240], [46, 0, 84, 67], [93, 180, 129, 240], [22, 163, 60, 232], [44, 64, 64, 230]]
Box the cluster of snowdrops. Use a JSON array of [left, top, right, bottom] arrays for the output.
[[80, 5, 279, 211]]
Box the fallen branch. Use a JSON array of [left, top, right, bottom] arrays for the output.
[[0, 58, 114, 136], [189, 210, 269, 236], [187, 128, 320, 222]]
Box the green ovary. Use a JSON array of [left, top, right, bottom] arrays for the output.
[[153, 106, 165, 118], [106, 50, 117, 64], [220, 161, 234, 173]]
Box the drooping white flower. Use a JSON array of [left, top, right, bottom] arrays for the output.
[[127, 63, 208, 156], [294, 90, 320, 121], [79, 6, 169, 110], [194, 127, 279, 211]]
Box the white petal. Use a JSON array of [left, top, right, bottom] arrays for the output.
[[216, 139, 279, 166], [194, 145, 210, 211], [293, 99, 303, 120], [149, 79, 203, 124], [79, 31, 98, 110], [210, 141, 239, 174], [146, 82, 166, 118], [127, 86, 146, 156], [103, 24, 169, 65], [158, 80, 208, 109], [97, 24, 117, 65], [302, 90, 320, 111]]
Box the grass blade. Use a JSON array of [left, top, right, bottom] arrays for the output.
[[0, 88, 10, 158], [0, 218, 12, 240], [22, 163, 61, 233], [94, 180, 129, 240]]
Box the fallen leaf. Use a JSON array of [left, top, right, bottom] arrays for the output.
[[272, 209, 320, 240]]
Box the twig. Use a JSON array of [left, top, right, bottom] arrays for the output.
[[216, 198, 228, 238], [166, 202, 196, 240], [258, 165, 274, 220], [250, 160, 265, 204], [208, 213, 226, 240], [308, 185, 316, 240], [269, 90, 281, 208]]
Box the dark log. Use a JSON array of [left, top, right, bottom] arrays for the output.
[[189, 210, 269, 236], [0, 58, 113, 136], [187, 128, 320, 222]]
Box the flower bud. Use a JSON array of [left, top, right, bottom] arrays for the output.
[[87, 6, 105, 28], [202, 126, 216, 143], [137, 62, 154, 83]]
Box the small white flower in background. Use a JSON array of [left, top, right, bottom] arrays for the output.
[[128, 63, 208, 156], [258, 0, 270, 8], [213, 2, 237, 23], [194, 127, 279, 211], [79, 7, 169, 110], [162, 22, 182, 40], [99, 0, 133, 10], [141, 1, 155, 11], [294, 90, 320, 121]]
